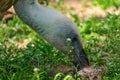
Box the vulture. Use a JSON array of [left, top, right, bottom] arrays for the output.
[[0, 0, 89, 70]]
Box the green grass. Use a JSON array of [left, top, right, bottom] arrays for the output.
[[0, 14, 120, 79], [0, 16, 72, 80], [93, 0, 120, 9], [77, 15, 120, 80]]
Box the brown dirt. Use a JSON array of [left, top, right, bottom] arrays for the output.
[[78, 67, 102, 80], [0, 6, 15, 21], [62, 0, 120, 21], [51, 64, 76, 77], [18, 38, 32, 49]]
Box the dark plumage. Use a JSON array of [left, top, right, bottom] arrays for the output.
[[14, 0, 89, 69]]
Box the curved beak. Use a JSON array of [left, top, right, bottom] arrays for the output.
[[73, 41, 89, 69], [68, 33, 89, 69]]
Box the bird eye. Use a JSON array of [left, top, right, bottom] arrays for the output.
[[67, 33, 78, 42]]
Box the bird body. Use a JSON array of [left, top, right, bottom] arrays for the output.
[[14, 0, 82, 53], [0, 0, 89, 69]]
